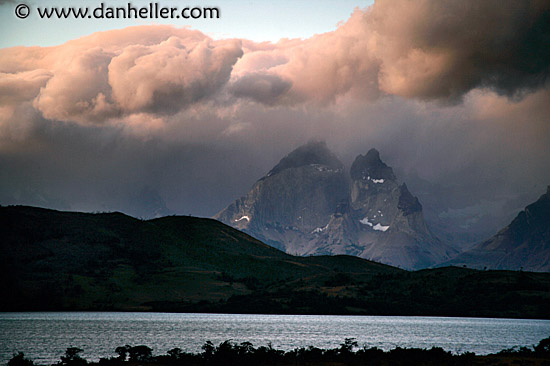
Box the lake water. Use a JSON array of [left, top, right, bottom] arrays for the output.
[[1, 312, 549, 364]]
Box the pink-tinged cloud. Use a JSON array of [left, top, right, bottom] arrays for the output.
[[228, 72, 292, 105], [1, 26, 243, 124], [232, 0, 549, 104], [108, 36, 242, 115], [231, 13, 381, 105], [0, 0, 549, 128], [33, 47, 115, 123], [0, 70, 51, 115]]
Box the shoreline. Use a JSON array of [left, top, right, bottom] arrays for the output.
[[9, 337, 550, 366]]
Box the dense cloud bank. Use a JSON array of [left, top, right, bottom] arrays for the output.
[[2, 0, 548, 126], [0, 0, 549, 239], [1, 27, 242, 124]]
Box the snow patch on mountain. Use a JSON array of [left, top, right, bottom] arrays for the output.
[[360, 217, 389, 231], [360, 217, 373, 226], [312, 224, 329, 234], [373, 223, 390, 232]]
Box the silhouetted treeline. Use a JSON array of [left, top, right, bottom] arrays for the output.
[[8, 337, 550, 366]]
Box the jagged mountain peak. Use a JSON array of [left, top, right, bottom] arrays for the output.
[[350, 149, 396, 182], [216, 144, 456, 270], [444, 185, 550, 271], [516, 185, 550, 230], [366, 148, 381, 161], [267, 141, 343, 176], [214, 140, 349, 244], [398, 183, 423, 216]]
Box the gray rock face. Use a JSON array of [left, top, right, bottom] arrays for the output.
[[214, 141, 349, 253], [444, 186, 550, 272], [215, 144, 456, 269], [309, 149, 456, 269]]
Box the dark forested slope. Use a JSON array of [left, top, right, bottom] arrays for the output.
[[1, 205, 549, 318]]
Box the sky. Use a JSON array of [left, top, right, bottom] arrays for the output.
[[0, 0, 372, 47], [0, 0, 549, 244]]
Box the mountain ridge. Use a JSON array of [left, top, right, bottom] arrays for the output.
[[214, 141, 350, 253], [0, 204, 398, 311], [443, 186, 550, 272], [215, 143, 456, 269], [1, 204, 549, 318]]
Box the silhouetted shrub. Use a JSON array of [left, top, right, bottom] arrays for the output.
[[8, 337, 550, 366], [128, 346, 152, 362], [535, 337, 550, 355], [201, 340, 215, 361], [114, 345, 131, 362], [166, 348, 183, 360], [59, 347, 87, 366], [8, 352, 34, 366], [339, 337, 359, 354], [498, 345, 534, 356]]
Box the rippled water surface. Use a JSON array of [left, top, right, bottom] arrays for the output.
[[1, 312, 549, 364]]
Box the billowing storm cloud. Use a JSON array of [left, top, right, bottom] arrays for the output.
[[0, 0, 549, 243], [367, 0, 550, 100], [1, 26, 243, 124], [2, 0, 548, 127], [228, 72, 292, 105], [233, 0, 549, 104]]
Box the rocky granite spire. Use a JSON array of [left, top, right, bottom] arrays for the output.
[[214, 141, 348, 252], [215, 143, 456, 269], [309, 149, 456, 269], [350, 148, 396, 182], [267, 141, 343, 176]]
